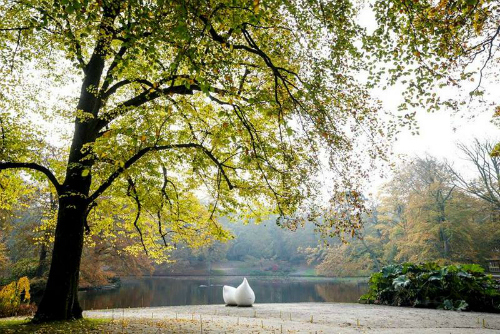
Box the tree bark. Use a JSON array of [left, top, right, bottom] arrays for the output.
[[33, 56, 101, 323], [35, 243, 47, 278], [33, 198, 87, 321], [35, 192, 58, 278], [33, 108, 98, 321]]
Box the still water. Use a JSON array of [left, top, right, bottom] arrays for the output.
[[78, 276, 368, 310]]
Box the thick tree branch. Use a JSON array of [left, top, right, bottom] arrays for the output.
[[101, 78, 155, 100], [64, 17, 86, 71], [88, 142, 234, 203], [97, 78, 235, 131], [96, 84, 197, 131], [0, 27, 31, 31], [0, 162, 62, 194], [83, 201, 97, 234]]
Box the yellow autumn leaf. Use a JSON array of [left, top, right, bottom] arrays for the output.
[[253, 0, 260, 12]]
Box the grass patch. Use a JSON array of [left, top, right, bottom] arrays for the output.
[[0, 318, 110, 333], [0, 318, 30, 326], [298, 269, 317, 276], [209, 269, 226, 276]]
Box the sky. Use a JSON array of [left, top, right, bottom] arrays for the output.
[[365, 83, 498, 194], [393, 109, 497, 165]]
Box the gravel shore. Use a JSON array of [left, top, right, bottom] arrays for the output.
[[85, 302, 500, 333]]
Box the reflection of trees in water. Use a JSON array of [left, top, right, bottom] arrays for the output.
[[314, 282, 367, 303], [79, 278, 368, 310], [253, 281, 321, 303]]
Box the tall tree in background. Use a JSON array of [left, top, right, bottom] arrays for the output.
[[449, 139, 500, 210], [0, 0, 389, 321], [383, 157, 478, 262]]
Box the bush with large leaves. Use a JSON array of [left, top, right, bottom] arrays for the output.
[[360, 263, 500, 312]]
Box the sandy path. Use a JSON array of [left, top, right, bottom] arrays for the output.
[[85, 303, 500, 333]]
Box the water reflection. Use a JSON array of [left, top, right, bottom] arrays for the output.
[[78, 276, 368, 310]]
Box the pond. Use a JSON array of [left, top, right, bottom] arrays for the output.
[[78, 276, 368, 310]]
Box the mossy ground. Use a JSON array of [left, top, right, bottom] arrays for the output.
[[0, 318, 110, 333], [0, 317, 215, 333]]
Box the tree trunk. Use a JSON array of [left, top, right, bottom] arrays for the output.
[[32, 157, 93, 322], [33, 86, 97, 322], [439, 227, 450, 259], [33, 197, 87, 321], [32, 3, 121, 321], [361, 239, 381, 272], [35, 192, 58, 278], [35, 243, 47, 278]]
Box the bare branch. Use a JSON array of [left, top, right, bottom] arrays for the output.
[[126, 176, 148, 255]]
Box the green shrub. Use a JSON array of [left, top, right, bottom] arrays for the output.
[[10, 258, 38, 280], [28, 277, 47, 296], [360, 262, 500, 313]]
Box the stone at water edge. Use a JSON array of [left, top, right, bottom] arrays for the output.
[[223, 285, 237, 306], [234, 277, 255, 306]]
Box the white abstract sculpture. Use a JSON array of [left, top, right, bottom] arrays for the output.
[[223, 285, 237, 306], [234, 277, 255, 306]]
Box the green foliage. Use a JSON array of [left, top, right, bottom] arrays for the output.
[[360, 263, 500, 313], [0, 0, 392, 258], [10, 258, 38, 280], [368, 0, 499, 113]]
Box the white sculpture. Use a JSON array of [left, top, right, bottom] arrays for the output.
[[223, 285, 237, 306], [234, 277, 255, 306]]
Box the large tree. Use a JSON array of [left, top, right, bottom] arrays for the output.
[[0, 0, 388, 321]]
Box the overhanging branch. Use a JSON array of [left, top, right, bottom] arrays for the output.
[[0, 162, 62, 194]]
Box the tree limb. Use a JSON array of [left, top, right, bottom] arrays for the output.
[[0, 162, 62, 194], [88, 142, 234, 203]]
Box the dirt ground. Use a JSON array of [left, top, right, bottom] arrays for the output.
[[84, 302, 500, 333]]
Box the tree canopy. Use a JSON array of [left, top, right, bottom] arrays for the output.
[[369, 0, 499, 113], [0, 0, 388, 245], [0, 0, 392, 321]]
